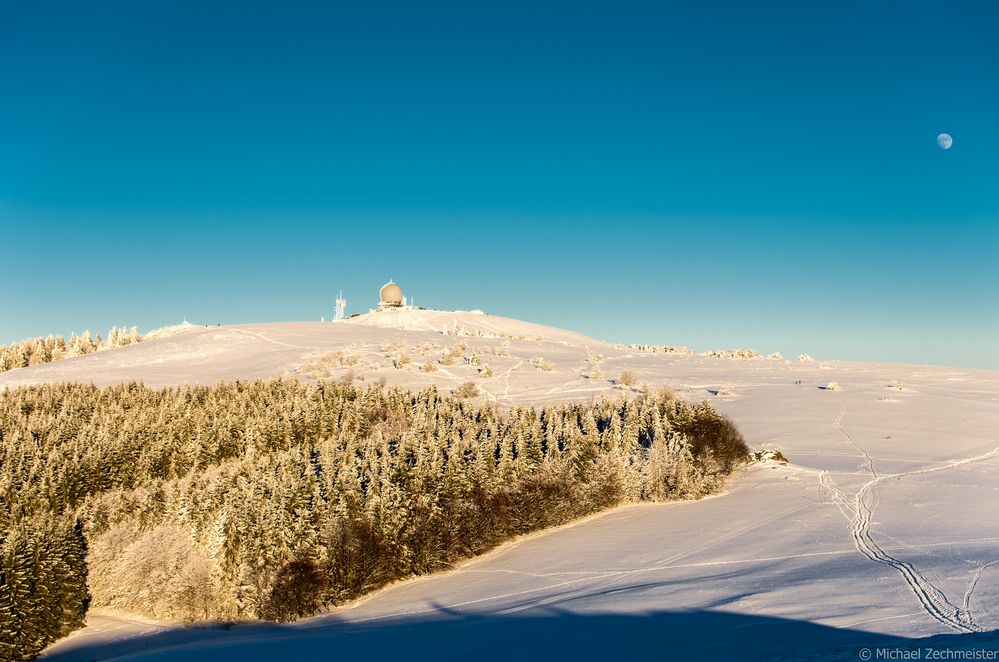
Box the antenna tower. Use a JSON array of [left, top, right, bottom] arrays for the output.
[[334, 290, 347, 322]]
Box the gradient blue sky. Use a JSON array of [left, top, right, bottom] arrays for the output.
[[1, 1, 997, 368]]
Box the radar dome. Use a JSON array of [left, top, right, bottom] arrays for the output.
[[379, 280, 404, 308]]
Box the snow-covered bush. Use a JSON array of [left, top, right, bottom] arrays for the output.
[[440, 342, 467, 366], [88, 525, 220, 621], [530, 356, 554, 372], [750, 449, 789, 464], [703, 348, 761, 359], [642, 385, 677, 401], [414, 341, 440, 357], [625, 344, 695, 355], [260, 559, 327, 623], [144, 321, 196, 340], [454, 381, 480, 398], [297, 351, 361, 379]]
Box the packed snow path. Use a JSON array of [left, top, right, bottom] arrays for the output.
[[6, 313, 994, 660]]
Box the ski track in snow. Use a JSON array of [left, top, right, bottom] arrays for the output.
[[816, 398, 998, 633], [963, 560, 999, 619], [232, 328, 314, 351]]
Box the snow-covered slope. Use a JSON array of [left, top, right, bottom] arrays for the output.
[[0, 311, 608, 394], [17, 311, 999, 660], [345, 308, 602, 346]]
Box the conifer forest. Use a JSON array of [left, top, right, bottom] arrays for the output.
[[0, 379, 747, 659]]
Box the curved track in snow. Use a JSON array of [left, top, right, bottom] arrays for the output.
[[817, 396, 998, 633]]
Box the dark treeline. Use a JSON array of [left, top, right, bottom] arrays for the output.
[[0, 380, 748, 659]]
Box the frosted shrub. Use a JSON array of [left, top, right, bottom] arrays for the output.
[[651, 385, 677, 401], [298, 351, 360, 379], [440, 343, 466, 366], [416, 341, 440, 356], [260, 559, 327, 623], [144, 321, 196, 341], [530, 357, 554, 372], [824, 381, 841, 391], [750, 449, 788, 464], [626, 344, 695, 355], [618, 371, 638, 387], [321, 519, 392, 604], [686, 414, 750, 473], [89, 525, 221, 621], [703, 348, 761, 359], [454, 381, 480, 398]]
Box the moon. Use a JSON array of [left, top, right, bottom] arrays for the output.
[[937, 133, 953, 150]]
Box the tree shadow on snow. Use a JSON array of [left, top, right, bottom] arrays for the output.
[[42, 605, 999, 662]]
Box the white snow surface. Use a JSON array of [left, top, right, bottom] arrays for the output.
[[8, 310, 996, 660]]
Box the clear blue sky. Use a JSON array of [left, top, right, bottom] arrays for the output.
[[1, 1, 997, 369]]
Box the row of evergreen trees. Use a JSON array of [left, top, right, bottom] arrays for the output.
[[0, 379, 748, 656], [0, 517, 89, 661], [0, 327, 142, 374]]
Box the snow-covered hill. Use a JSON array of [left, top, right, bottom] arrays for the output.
[[345, 308, 603, 345], [0, 311, 608, 398], [15, 311, 999, 660]]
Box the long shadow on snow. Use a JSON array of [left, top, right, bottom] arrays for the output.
[[42, 607, 999, 662]]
